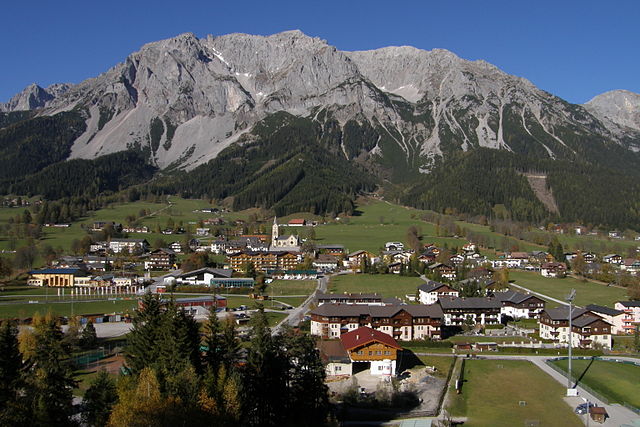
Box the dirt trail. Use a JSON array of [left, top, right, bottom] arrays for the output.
[[523, 174, 559, 214]]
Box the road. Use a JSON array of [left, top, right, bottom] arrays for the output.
[[416, 352, 640, 426], [271, 274, 329, 335]]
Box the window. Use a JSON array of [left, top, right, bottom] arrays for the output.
[[335, 366, 341, 372], [357, 351, 363, 355], [375, 351, 381, 355], [369, 351, 373, 356], [378, 366, 384, 371], [384, 351, 390, 355]]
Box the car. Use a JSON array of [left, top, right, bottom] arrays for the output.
[[575, 402, 596, 414]]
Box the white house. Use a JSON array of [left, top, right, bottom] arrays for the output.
[[586, 304, 626, 335], [418, 281, 459, 305], [614, 301, 640, 334]]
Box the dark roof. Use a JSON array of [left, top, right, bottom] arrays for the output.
[[542, 307, 588, 321], [110, 238, 148, 243], [340, 327, 401, 351], [316, 244, 345, 249], [29, 268, 88, 275], [573, 315, 609, 328], [586, 304, 624, 317], [317, 292, 383, 301], [617, 301, 640, 307], [490, 290, 540, 305], [311, 303, 443, 319], [438, 296, 501, 310], [418, 280, 452, 293], [178, 267, 233, 279]]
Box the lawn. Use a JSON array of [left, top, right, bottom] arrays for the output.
[[448, 359, 582, 427], [550, 358, 640, 409], [265, 280, 316, 296], [417, 355, 455, 378], [328, 273, 424, 300], [0, 299, 139, 319], [509, 270, 627, 307]]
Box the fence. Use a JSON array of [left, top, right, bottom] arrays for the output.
[[545, 357, 640, 414]]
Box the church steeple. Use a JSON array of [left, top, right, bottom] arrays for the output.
[[272, 217, 279, 242]]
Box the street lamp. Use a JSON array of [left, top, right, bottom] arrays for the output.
[[566, 289, 576, 395], [580, 397, 590, 427]]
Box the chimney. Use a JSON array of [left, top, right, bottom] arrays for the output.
[[356, 334, 359, 340]]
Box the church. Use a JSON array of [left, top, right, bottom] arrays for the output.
[[269, 217, 301, 252]]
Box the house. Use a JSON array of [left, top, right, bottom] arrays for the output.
[[462, 243, 477, 254], [614, 301, 640, 334], [316, 293, 399, 306], [161, 295, 227, 315], [310, 304, 443, 341], [89, 242, 108, 253], [287, 218, 306, 227], [317, 340, 352, 377], [428, 263, 457, 280], [91, 221, 122, 232], [313, 254, 338, 272], [583, 252, 597, 263], [538, 307, 612, 349], [489, 290, 546, 319], [196, 228, 210, 236], [388, 262, 402, 274], [602, 254, 623, 265], [621, 259, 640, 275], [540, 262, 567, 278], [381, 250, 412, 265], [339, 327, 402, 376], [418, 280, 459, 305], [449, 254, 465, 266], [574, 225, 587, 235], [175, 267, 234, 286], [585, 304, 626, 334], [345, 250, 379, 272], [608, 230, 621, 239], [28, 268, 91, 287], [492, 252, 529, 269], [108, 238, 149, 254], [122, 226, 149, 233], [144, 248, 176, 270], [170, 242, 183, 253], [316, 244, 345, 256], [227, 251, 300, 272], [385, 242, 404, 251], [437, 296, 502, 326]]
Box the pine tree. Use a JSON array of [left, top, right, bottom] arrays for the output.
[[125, 293, 165, 374], [203, 309, 222, 372], [81, 321, 98, 350], [82, 370, 118, 427], [219, 314, 240, 370], [0, 320, 22, 409]]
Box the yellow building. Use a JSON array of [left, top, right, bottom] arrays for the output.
[[28, 268, 89, 287]]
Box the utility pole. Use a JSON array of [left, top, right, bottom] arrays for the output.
[[566, 289, 576, 393]]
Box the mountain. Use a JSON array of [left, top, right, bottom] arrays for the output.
[[1, 31, 640, 227]]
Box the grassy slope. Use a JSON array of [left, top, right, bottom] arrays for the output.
[[509, 270, 627, 307], [550, 359, 640, 408], [328, 273, 424, 300], [448, 359, 582, 427]]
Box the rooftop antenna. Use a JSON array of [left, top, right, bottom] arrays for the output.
[[566, 288, 576, 394]]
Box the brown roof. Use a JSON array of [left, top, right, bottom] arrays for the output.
[[288, 219, 306, 225], [340, 327, 401, 351], [317, 340, 350, 363]]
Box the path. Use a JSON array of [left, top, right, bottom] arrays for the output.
[[271, 274, 329, 335]]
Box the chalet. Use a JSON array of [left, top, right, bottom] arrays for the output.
[[316, 244, 345, 256], [287, 218, 306, 227], [227, 251, 300, 272], [91, 221, 122, 232], [449, 254, 465, 266], [428, 263, 457, 280], [437, 296, 502, 326], [614, 301, 640, 334], [585, 304, 626, 335], [385, 242, 405, 251], [462, 242, 477, 254], [122, 226, 149, 233], [339, 327, 402, 376], [539, 307, 612, 349], [345, 250, 379, 272], [28, 268, 91, 287], [316, 293, 399, 306], [388, 262, 402, 274], [169, 242, 183, 253], [313, 254, 339, 272], [489, 290, 545, 319], [621, 259, 640, 275], [467, 267, 493, 281], [602, 254, 623, 265], [310, 304, 443, 341], [108, 238, 149, 254], [608, 230, 621, 239], [540, 262, 567, 278], [196, 228, 210, 236], [418, 280, 459, 305], [175, 267, 234, 286], [144, 248, 176, 270], [90, 242, 108, 253], [203, 217, 224, 226], [381, 250, 412, 265], [492, 252, 529, 269], [574, 225, 587, 235], [583, 252, 597, 263]]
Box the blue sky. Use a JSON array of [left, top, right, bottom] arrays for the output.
[[2, 1, 638, 104]]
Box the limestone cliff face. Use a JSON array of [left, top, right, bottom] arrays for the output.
[[2, 30, 639, 169]]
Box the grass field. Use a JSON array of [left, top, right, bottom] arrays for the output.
[[328, 273, 424, 300], [0, 299, 138, 319], [265, 280, 316, 296], [510, 270, 628, 307], [550, 358, 640, 409], [417, 355, 455, 378], [448, 359, 582, 426]]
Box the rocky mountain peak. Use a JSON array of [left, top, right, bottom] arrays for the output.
[[584, 89, 640, 133]]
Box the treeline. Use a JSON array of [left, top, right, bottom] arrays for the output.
[[151, 112, 376, 216], [4, 151, 157, 199], [0, 295, 331, 426]]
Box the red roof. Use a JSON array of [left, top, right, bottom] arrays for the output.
[[288, 219, 306, 225], [340, 326, 402, 351]]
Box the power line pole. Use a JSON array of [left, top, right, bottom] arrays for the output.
[[566, 288, 576, 392]]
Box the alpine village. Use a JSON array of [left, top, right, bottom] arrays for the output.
[[1, 27, 640, 427]]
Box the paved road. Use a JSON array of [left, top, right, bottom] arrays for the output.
[[271, 274, 329, 335], [416, 352, 640, 426]]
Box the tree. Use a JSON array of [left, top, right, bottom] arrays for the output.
[[81, 321, 98, 350], [0, 320, 22, 410], [13, 244, 37, 270], [572, 253, 586, 277], [82, 370, 118, 427], [492, 268, 510, 290], [108, 368, 164, 427], [0, 257, 13, 278]]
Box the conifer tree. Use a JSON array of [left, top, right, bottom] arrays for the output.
[[81, 321, 98, 349], [0, 320, 22, 409], [82, 370, 118, 427]]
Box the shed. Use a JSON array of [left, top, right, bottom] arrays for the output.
[[589, 406, 608, 424]]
